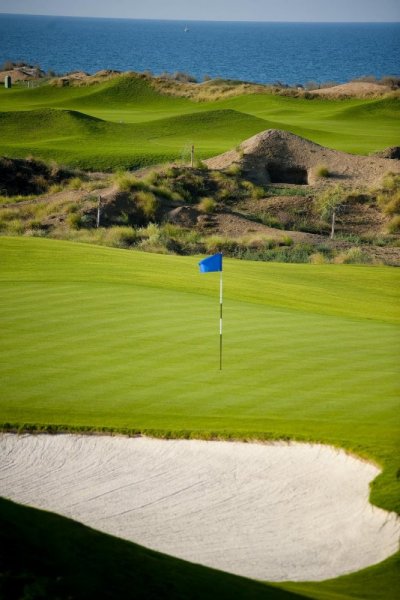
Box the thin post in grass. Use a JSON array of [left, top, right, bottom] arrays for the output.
[[191, 144, 194, 168], [198, 253, 223, 370], [96, 196, 101, 228]]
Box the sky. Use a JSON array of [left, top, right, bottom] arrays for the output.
[[0, 0, 399, 22]]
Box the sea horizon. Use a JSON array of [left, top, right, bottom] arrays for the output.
[[1, 14, 399, 84], [1, 13, 399, 23]]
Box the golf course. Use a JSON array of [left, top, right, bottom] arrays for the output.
[[0, 59, 400, 600], [0, 235, 399, 598], [0, 74, 399, 169]]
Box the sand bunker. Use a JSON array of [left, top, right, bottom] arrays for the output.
[[0, 434, 399, 581]]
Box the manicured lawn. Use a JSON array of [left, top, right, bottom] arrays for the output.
[[0, 236, 399, 599], [0, 236, 399, 510], [0, 75, 399, 168]]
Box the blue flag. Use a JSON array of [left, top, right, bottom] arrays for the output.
[[198, 253, 223, 273]]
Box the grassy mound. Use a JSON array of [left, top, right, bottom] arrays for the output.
[[0, 107, 268, 169]]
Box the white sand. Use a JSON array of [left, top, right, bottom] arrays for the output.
[[0, 434, 398, 581]]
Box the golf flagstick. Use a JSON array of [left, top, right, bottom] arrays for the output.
[[220, 269, 223, 370], [198, 253, 223, 370]]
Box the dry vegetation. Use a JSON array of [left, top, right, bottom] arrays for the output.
[[30, 68, 399, 101], [1, 155, 399, 265]]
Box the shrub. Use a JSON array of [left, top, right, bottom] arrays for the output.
[[281, 236, 294, 247], [5, 219, 25, 235], [387, 215, 400, 233], [204, 235, 238, 254], [153, 186, 175, 201], [104, 226, 138, 248], [48, 183, 64, 194], [67, 177, 84, 190], [138, 222, 161, 240], [333, 247, 370, 264], [144, 170, 161, 186], [195, 160, 208, 171], [251, 185, 265, 200], [259, 214, 283, 228], [135, 191, 159, 220], [31, 175, 48, 193], [173, 71, 197, 83], [377, 188, 400, 214], [198, 197, 217, 213], [381, 172, 400, 192], [67, 212, 82, 229], [309, 252, 326, 264], [113, 171, 145, 192], [315, 165, 330, 178], [225, 164, 242, 177], [383, 192, 400, 215], [315, 185, 348, 239]]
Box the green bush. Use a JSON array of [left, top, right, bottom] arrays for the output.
[[334, 247, 370, 264], [309, 252, 326, 264], [104, 226, 138, 248], [251, 186, 265, 200], [256, 213, 283, 229], [198, 197, 217, 213], [48, 183, 64, 194], [67, 212, 82, 229], [378, 190, 400, 215], [144, 170, 161, 186], [204, 235, 238, 254], [225, 164, 242, 177], [31, 174, 48, 193], [387, 215, 400, 233], [153, 186, 176, 201], [67, 177, 84, 190], [381, 172, 400, 192], [135, 191, 159, 220], [113, 172, 145, 192], [315, 165, 330, 178]]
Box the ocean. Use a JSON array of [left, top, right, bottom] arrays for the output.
[[0, 14, 399, 85]]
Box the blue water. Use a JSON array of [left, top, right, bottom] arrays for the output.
[[0, 14, 399, 85]]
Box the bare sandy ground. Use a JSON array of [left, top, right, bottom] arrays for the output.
[[310, 81, 391, 97], [0, 434, 399, 582], [206, 129, 400, 187]]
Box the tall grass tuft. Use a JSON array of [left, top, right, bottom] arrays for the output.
[[198, 197, 217, 213], [135, 191, 159, 220], [315, 165, 330, 178]]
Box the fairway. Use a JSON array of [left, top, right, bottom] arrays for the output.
[[0, 75, 399, 168]]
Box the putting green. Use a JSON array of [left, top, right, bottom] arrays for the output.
[[0, 236, 399, 508], [0, 236, 399, 598], [0, 75, 399, 168]]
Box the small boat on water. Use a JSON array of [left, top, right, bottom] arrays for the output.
[[184, 25, 189, 32]]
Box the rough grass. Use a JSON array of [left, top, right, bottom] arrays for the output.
[[0, 75, 399, 169]]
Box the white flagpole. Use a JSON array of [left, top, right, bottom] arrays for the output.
[[219, 269, 223, 370]]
